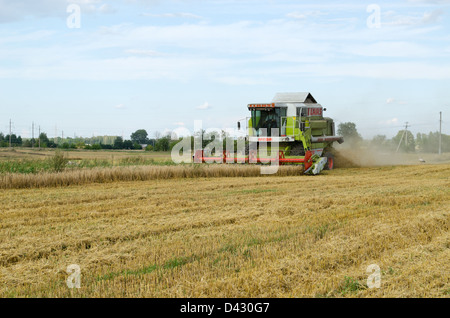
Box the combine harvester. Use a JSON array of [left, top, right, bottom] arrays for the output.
[[194, 92, 344, 175]]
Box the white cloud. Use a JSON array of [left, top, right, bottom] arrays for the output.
[[125, 49, 165, 56], [142, 12, 203, 19], [274, 62, 450, 80], [173, 122, 185, 126], [1, 9, 450, 82], [286, 10, 325, 20], [98, 4, 116, 14], [115, 104, 125, 109], [197, 102, 211, 110], [344, 41, 441, 58], [382, 8, 445, 26], [386, 98, 407, 105], [380, 118, 399, 125], [0, 0, 114, 23], [215, 76, 273, 85], [171, 126, 191, 139]]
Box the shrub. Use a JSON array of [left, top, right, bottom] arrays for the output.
[[50, 150, 69, 172], [154, 137, 170, 151]]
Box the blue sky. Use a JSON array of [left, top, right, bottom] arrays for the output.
[[0, 0, 449, 140]]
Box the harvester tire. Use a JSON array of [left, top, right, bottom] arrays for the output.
[[324, 152, 334, 170]]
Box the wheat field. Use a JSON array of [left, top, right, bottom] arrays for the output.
[[0, 163, 449, 298]]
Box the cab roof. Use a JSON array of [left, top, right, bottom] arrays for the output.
[[272, 92, 317, 104]]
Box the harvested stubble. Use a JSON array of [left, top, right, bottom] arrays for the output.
[[0, 164, 304, 189], [0, 163, 448, 298]]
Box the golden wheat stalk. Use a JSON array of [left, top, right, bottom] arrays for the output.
[[0, 164, 304, 189]]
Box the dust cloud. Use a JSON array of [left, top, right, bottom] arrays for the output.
[[332, 141, 450, 168]]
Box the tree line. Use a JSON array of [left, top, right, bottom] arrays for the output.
[[0, 129, 178, 152], [337, 122, 449, 153], [0, 125, 448, 153]]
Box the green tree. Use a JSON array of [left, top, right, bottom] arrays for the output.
[[416, 132, 450, 153], [169, 139, 182, 151], [123, 140, 133, 149], [154, 137, 170, 151], [370, 135, 387, 149], [114, 136, 124, 149], [338, 122, 362, 140], [130, 129, 149, 144], [75, 141, 85, 149], [392, 130, 415, 153], [5, 134, 22, 146], [194, 129, 209, 148], [60, 142, 70, 149], [337, 122, 363, 146], [39, 132, 50, 145]]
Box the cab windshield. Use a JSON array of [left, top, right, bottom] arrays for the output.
[[251, 108, 286, 136]]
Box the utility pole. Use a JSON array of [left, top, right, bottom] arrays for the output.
[[9, 119, 12, 148], [405, 122, 409, 148], [439, 111, 442, 155], [396, 122, 409, 153], [32, 122, 34, 148]]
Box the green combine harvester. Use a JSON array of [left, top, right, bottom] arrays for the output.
[[195, 92, 344, 175]]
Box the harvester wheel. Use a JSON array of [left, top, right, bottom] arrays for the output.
[[324, 152, 334, 170]]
